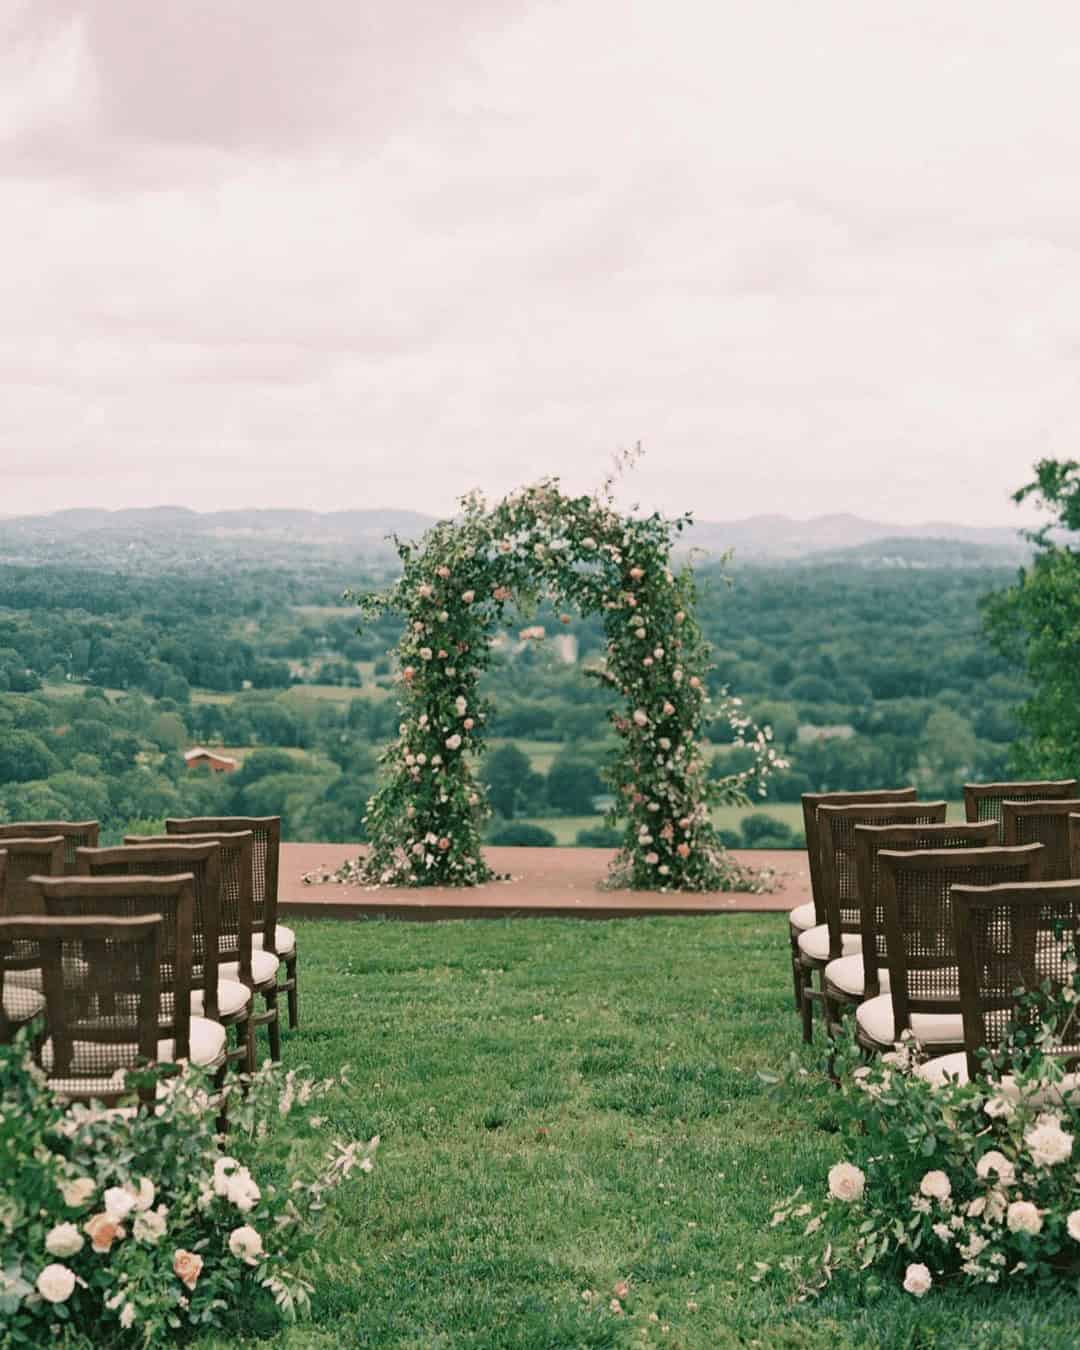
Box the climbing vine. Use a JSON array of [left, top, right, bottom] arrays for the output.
[[349, 465, 785, 891]]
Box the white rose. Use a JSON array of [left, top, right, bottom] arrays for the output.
[[44, 1223, 84, 1258], [1006, 1200, 1043, 1235], [902, 1263, 932, 1297], [133, 1177, 155, 1211], [36, 1263, 76, 1304], [1067, 1211, 1080, 1242], [226, 1168, 261, 1214], [229, 1224, 264, 1265], [103, 1186, 136, 1220], [827, 1162, 866, 1203], [461, 591, 475, 604], [1024, 1117, 1074, 1168], [975, 1151, 1015, 1186], [932, 1222, 952, 1242], [419, 647, 433, 661], [133, 1206, 168, 1244], [58, 1177, 95, 1208], [455, 696, 467, 715], [919, 1171, 952, 1202], [632, 709, 648, 727], [445, 734, 462, 751], [985, 1094, 1014, 1120], [213, 1156, 240, 1197], [119, 1303, 136, 1329]]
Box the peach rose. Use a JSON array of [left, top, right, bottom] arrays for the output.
[[438, 837, 451, 851], [173, 1249, 204, 1291], [402, 666, 416, 682], [85, 1212, 124, 1254], [677, 843, 691, 858]]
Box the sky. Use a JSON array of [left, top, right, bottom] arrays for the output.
[[2, 1, 1078, 527]]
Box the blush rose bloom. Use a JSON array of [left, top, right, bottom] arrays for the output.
[[1006, 1200, 1043, 1235], [229, 1225, 264, 1266], [919, 1171, 952, 1202], [902, 1263, 932, 1297], [1067, 1211, 1080, 1243], [1024, 1117, 1074, 1168], [85, 1212, 125, 1253], [36, 1263, 76, 1304], [174, 1249, 204, 1290], [58, 1177, 95, 1208], [44, 1223, 84, 1258], [975, 1150, 1015, 1186], [827, 1162, 866, 1203]]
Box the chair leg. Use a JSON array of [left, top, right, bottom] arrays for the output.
[[800, 969, 815, 1044], [263, 989, 281, 1062], [789, 929, 804, 1011], [285, 952, 298, 1030]]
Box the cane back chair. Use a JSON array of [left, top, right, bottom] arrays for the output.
[[917, 881, 1080, 1091], [31, 875, 226, 1075], [0, 836, 66, 997], [0, 821, 99, 875], [794, 789, 917, 1018], [831, 820, 999, 1017], [857, 844, 1045, 1055], [165, 816, 295, 1030], [0, 849, 46, 1034], [77, 842, 253, 1072], [798, 800, 946, 1043], [0, 913, 165, 1107], [135, 830, 280, 1061], [1001, 799, 1080, 882], [1072, 814, 1080, 880], [963, 780, 1078, 843]]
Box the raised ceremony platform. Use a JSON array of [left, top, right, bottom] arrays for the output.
[[278, 844, 810, 921]]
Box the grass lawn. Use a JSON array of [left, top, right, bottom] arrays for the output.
[[198, 915, 1080, 1348]]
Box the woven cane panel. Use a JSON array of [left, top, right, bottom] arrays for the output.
[[830, 811, 943, 930], [3, 850, 60, 963], [1011, 814, 1072, 882], [46, 889, 179, 1011], [216, 843, 245, 958], [251, 829, 268, 926], [896, 863, 1033, 1003], [87, 859, 208, 978], [38, 932, 158, 1095], [865, 832, 993, 961], [970, 898, 1080, 1052], [976, 793, 1065, 842]]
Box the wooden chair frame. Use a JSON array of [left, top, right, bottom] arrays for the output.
[[963, 780, 1079, 842], [0, 822, 99, 875], [1001, 799, 1080, 882], [869, 844, 1044, 1055], [1071, 813, 1080, 880]]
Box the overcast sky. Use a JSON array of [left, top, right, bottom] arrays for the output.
[[3, 1, 1078, 526]]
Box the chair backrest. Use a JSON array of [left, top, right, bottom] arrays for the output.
[[0, 837, 66, 916], [817, 801, 947, 953], [131, 831, 254, 984], [1002, 800, 1080, 882], [854, 820, 998, 996], [1071, 814, 1080, 880], [31, 875, 195, 1061], [77, 842, 221, 1019], [0, 822, 99, 875], [952, 880, 1080, 1079], [880, 845, 1044, 1036], [801, 789, 917, 925], [0, 913, 163, 1104], [963, 780, 1079, 843], [165, 817, 279, 951]]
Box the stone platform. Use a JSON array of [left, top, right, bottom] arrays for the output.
[[277, 844, 809, 921]]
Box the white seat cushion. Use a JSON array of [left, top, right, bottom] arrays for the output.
[[825, 954, 891, 997], [253, 924, 296, 955], [219, 949, 279, 986], [856, 994, 963, 1047], [798, 925, 862, 962], [918, 1052, 1080, 1105], [191, 978, 251, 1018], [3, 985, 45, 1021], [42, 1015, 227, 1075], [7, 959, 88, 992], [788, 903, 816, 932]]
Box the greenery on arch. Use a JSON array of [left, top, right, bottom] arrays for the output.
[[350, 468, 785, 891]]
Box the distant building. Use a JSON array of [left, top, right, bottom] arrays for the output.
[[796, 724, 855, 745], [184, 747, 238, 774]]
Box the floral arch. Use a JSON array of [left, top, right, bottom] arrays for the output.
[[351, 469, 783, 891]]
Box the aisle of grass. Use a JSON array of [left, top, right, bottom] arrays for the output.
[[203, 915, 1080, 1348]]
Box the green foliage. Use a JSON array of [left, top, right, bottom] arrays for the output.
[[545, 752, 604, 815], [575, 824, 624, 847], [482, 744, 544, 820], [0, 730, 56, 784], [488, 821, 558, 847]]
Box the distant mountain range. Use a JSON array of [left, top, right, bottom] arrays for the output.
[[0, 505, 1038, 570]]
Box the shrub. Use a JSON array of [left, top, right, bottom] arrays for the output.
[[0, 1035, 377, 1342], [575, 825, 623, 847], [740, 813, 794, 847], [487, 822, 557, 847]]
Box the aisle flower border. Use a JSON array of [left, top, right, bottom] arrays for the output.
[[347, 465, 785, 891]]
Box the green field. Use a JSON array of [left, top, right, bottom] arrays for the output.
[[193, 914, 1080, 1348]]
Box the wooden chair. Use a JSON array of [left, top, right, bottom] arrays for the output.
[[0, 821, 99, 875], [795, 789, 917, 1019], [135, 830, 280, 1061], [165, 816, 296, 1031], [77, 842, 254, 1073], [963, 780, 1078, 843], [1071, 813, 1080, 879], [917, 880, 1080, 1090], [798, 799, 945, 1042], [0, 913, 164, 1107], [0, 836, 66, 995], [0, 848, 46, 1035], [857, 844, 1045, 1055], [1002, 799, 1080, 881], [32, 875, 227, 1079], [829, 820, 999, 1022]]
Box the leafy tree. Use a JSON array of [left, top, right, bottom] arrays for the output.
[[481, 745, 544, 820], [0, 731, 56, 784], [575, 824, 622, 847], [982, 458, 1080, 776], [545, 752, 603, 815]]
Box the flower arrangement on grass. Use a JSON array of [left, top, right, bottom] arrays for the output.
[[0, 1032, 377, 1343], [770, 971, 1080, 1298], [347, 458, 785, 892]]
